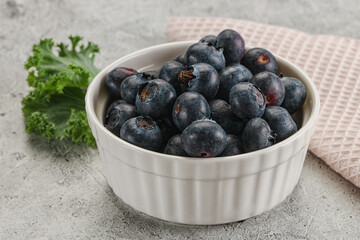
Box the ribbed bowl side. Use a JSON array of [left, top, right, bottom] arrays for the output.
[[90, 120, 313, 225]]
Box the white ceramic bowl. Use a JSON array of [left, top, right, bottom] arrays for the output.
[[85, 41, 320, 225]]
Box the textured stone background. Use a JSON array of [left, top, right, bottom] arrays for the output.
[[1, 0, 360, 239]]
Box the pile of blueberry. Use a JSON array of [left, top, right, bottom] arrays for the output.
[[104, 29, 306, 157]]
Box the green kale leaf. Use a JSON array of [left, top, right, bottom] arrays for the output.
[[22, 36, 100, 147]]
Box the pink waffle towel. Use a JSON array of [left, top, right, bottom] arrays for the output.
[[166, 17, 360, 187]]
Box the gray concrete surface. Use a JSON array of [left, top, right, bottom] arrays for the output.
[[1, 0, 360, 239]]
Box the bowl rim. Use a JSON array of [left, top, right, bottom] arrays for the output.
[[85, 41, 320, 164]]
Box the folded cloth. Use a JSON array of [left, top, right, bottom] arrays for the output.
[[166, 17, 360, 187]]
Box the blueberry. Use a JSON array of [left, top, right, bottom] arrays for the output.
[[242, 118, 276, 153], [229, 82, 266, 120], [200, 35, 217, 45], [262, 106, 297, 142], [120, 116, 162, 151], [157, 117, 180, 144], [135, 79, 177, 119], [216, 29, 245, 65], [216, 64, 253, 101], [173, 54, 187, 65], [120, 73, 151, 104], [159, 61, 184, 82], [250, 71, 285, 106], [105, 67, 138, 97], [209, 99, 244, 135], [219, 134, 243, 156], [178, 63, 220, 100], [281, 77, 306, 114], [164, 134, 189, 156], [104, 100, 138, 136], [241, 48, 278, 75], [181, 119, 227, 157], [185, 42, 225, 72], [105, 99, 127, 116], [172, 92, 210, 131], [159, 61, 185, 95]]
